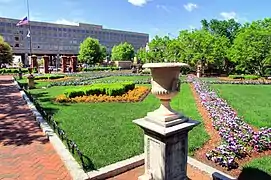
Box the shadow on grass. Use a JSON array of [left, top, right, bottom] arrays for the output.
[[237, 167, 271, 180], [82, 154, 96, 171]]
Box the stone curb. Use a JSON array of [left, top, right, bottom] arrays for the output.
[[13, 78, 89, 180], [187, 157, 236, 180], [87, 154, 144, 180]]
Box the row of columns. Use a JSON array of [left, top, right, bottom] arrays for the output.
[[30, 55, 77, 73]]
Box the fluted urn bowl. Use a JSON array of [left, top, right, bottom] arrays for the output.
[[143, 63, 189, 125]]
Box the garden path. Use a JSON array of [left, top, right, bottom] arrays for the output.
[[0, 76, 71, 180]]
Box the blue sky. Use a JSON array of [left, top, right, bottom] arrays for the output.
[[0, 0, 270, 39]]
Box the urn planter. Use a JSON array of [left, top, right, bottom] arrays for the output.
[[134, 63, 200, 180], [142, 63, 189, 127]]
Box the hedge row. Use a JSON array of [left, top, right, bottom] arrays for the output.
[[228, 75, 260, 80], [0, 68, 28, 74], [64, 82, 135, 98], [83, 67, 119, 72], [35, 75, 65, 80]]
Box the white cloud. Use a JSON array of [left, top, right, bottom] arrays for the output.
[[220, 12, 237, 20], [54, 19, 79, 26], [184, 3, 198, 12], [128, 0, 150, 7], [156, 5, 170, 12]]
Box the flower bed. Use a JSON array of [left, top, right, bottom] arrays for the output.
[[189, 75, 271, 170], [55, 86, 150, 103], [48, 73, 151, 87]]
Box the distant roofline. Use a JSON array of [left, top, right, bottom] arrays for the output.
[[0, 16, 149, 36]]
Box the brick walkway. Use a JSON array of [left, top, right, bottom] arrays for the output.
[[0, 76, 71, 180], [108, 164, 212, 180]]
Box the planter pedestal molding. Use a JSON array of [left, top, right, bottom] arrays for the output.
[[133, 63, 199, 180]]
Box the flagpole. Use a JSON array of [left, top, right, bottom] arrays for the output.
[[26, 0, 33, 57]]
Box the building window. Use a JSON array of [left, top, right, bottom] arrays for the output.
[[15, 43, 19, 47]]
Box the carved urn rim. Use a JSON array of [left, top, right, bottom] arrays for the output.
[[142, 62, 189, 69]]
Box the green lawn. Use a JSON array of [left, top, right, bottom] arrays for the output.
[[244, 156, 271, 175], [26, 80, 208, 171], [212, 84, 271, 128]]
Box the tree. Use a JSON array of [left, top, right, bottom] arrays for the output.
[[178, 29, 215, 67], [136, 47, 147, 63], [200, 19, 241, 44], [229, 21, 271, 76], [111, 42, 135, 61], [165, 39, 182, 62], [0, 36, 13, 68], [78, 37, 104, 65], [148, 35, 170, 62], [100, 45, 107, 60]]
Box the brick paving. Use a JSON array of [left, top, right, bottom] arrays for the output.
[[0, 76, 71, 180], [108, 164, 212, 180]]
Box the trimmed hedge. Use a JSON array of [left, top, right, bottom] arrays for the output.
[[0, 68, 28, 74], [64, 82, 135, 98], [83, 67, 119, 72], [35, 75, 65, 80], [228, 75, 260, 80]]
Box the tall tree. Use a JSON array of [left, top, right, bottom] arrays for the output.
[[177, 29, 215, 67], [148, 35, 170, 62], [111, 42, 135, 61], [200, 19, 241, 44], [229, 20, 271, 76], [78, 37, 104, 65], [136, 47, 147, 63], [0, 36, 13, 68]]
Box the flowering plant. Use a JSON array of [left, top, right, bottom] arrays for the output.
[[188, 75, 271, 170]]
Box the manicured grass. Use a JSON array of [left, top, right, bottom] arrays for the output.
[[212, 84, 271, 128], [200, 77, 219, 81], [244, 156, 271, 175], [27, 82, 209, 170], [16, 77, 51, 88]]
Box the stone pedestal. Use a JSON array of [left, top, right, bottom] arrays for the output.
[[28, 76, 35, 89], [43, 55, 49, 74], [31, 55, 38, 70], [62, 56, 67, 73], [133, 118, 199, 180], [71, 56, 77, 72]]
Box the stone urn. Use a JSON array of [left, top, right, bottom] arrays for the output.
[[143, 63, 189, 127], [27, 68, 35, 89]]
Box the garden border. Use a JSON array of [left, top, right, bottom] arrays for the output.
[[13, 77, 235, 180]]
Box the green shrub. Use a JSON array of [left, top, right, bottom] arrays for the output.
[[35, 75, 65, 80], [64, 89, 85, 98], [122, 81, 135, 91], [64, 82, 135, 98], [0, 68, 28, 74], [244, 75, 260, 80], [228, 75, 244, 79]]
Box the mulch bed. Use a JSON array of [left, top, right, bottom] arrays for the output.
[[189, 83, 271, 178]]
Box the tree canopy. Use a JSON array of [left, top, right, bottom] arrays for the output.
[[0, 35, 13, 67], [78, 37, 105, 65], [111, 42, 135, 61], [136, 18, 271, 76]]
